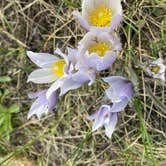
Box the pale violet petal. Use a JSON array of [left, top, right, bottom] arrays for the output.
[[103, 76, 127, 85], [90, 26, 110, 34], [60, 78, 82, 96], [54, 48, 67, 60], [96, 51, 116, 71], [104, 113, 118, 138], [73, 11, 90, 31], [67, 47, 78, 64], [110, 97, 129, 113], [28, 89, 58, 119], [151, 58, 164, 65], [82, 0, 111, 20], [92, 105, 110, 131], [27, 51, 59, 68], [71, 71, 91, 84], [27, 69, 58, 84], [28, 105, 47, 119], [87, 111, 99, 121], [110, 14, 122, 32], [109, 33, 122, 51], [46, 77, 63, 99], [109, 0, 122, 15], [103, 76, 134, 101], [28, 90, 47, 99]]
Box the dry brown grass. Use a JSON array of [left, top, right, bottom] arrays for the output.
[[0, 0, 166, 165]]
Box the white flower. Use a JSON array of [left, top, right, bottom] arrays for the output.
[[27, 50, 66, 84], [27, 48, 84, 97], [146, 58, 165, 81], [73, 0, 122, 33], [78, 32, 121, 71]]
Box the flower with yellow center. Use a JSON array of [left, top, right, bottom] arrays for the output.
[[89, 4, 112, 27], [146, 58, 166, 81], [78, 32, 121, 71], [88, 42, 109, 57], [151, 65, 160, 74], [52, 60, 66, 77], [73, 0, 122, 32], [27, 51, 68, 84]]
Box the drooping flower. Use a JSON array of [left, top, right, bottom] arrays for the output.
[[146, 58, 165, 81], [103, 76, 134, 112], [28, 89, 58, 119], [73, 0, 122, 33], [78, 32, 122, 71], [27, 48, 87, 98], [88, 76, 134, 138], [88, 105, 118, 138]]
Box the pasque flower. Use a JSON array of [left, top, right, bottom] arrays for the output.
[[88, 76, 134, 138], [28, 89, 58, 119], [46, 48, 94, 98], [27, 48, 87, 98], [146, 58, 165, 81], [103, 76, 134, 112], [73, 0, 122, 33], [88, 105, 118, 138], [78, 32, 122, 71]]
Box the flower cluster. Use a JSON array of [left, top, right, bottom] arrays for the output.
[[26, 0, 165, 138]]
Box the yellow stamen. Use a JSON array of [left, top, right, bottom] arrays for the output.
[[88, 42, 109, 57], [151, 65, 160, 74], [89, 4, 112, 27], [52, 60, 66, 77]]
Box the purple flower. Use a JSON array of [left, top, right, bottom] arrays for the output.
[[88, 76, 134, 138], [78, 32, 122, 71], [27, 48, 89, 98], [146, 58, 165, 81], [46, 48, 93, 98], [103, 76, 134, 112], [73, 0, 122, 33], [28, 89, 58, 119], [88, 105, 118, 138]]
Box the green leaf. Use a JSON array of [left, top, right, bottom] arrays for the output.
[[63, 0, 79, 8], [0, 104, 19, 140], [9, 105, 20, 113], [0, 104, 6, 112], [0, 76, 11, 83]]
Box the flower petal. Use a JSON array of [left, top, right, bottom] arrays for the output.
[[73, 11, 90, 31], [90, 26, 110, 34], [104, 112, 118, 138], [28, 90, 47, 99], [67, 47, 78, 64], [27, 51, 59, 68], [71, 71, 91, 84], [54, 48, 68, 63], [103, 76, 127, 85], [60, 78, 82, 96], [110, 97, 129, 113], [27, 69, 58, 84], [86, 51, 116, 71], [46, 78, 63, 99], [92, 105, 110, 131], [110, 14, 122, 32], [28, 104, 47, 119], [109, 0, 122, 15], [28, 90, 58, 119]]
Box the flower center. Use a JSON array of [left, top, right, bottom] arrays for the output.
[[89, 4, 112, 27], [151, 65, 160, 74], [88, 42, 109, 57], [52, 60, 66, 77]]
